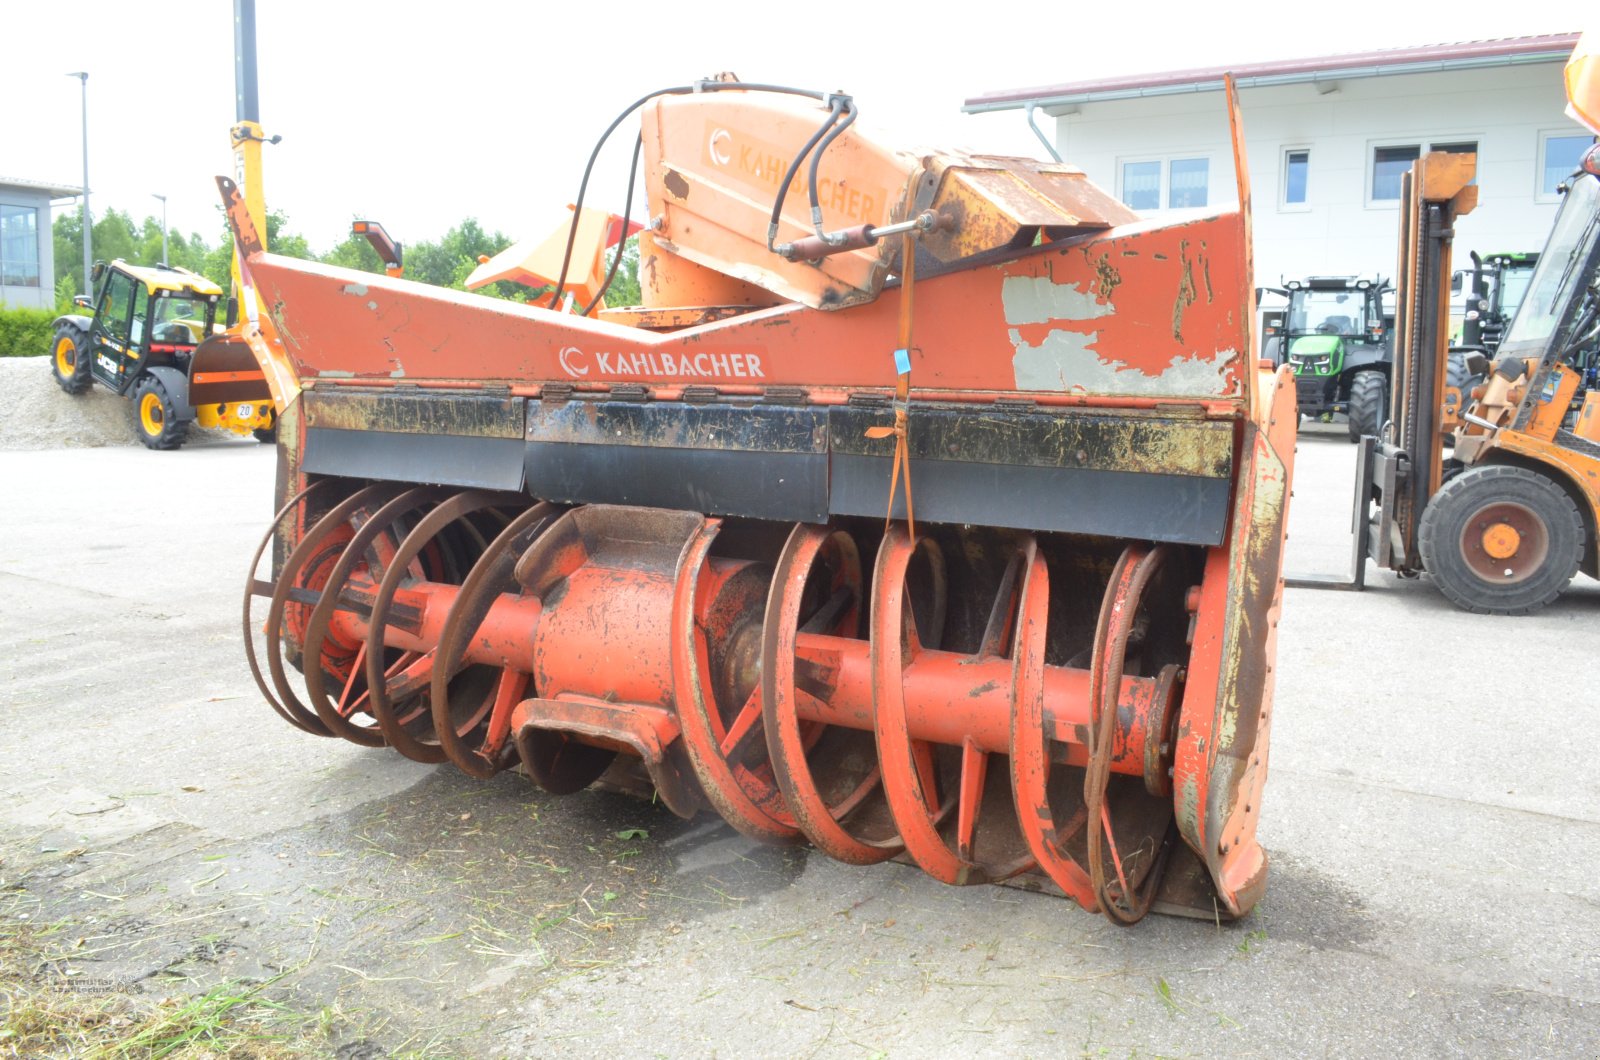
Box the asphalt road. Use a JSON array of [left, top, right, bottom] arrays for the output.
[[1, 425, 1596, 1058]]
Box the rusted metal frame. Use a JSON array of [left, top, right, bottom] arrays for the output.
[[314, 373, 1240, 416], [1222, 74, 1262, 426], [512, 695, 704, 818], [243, 206, 1251, 403], [1170, 370, 1297, 918]]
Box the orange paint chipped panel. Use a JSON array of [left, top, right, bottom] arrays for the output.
[[247, 209, 1249, 405]]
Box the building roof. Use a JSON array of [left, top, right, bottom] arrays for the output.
[[0, 176, 84, 198], [964, 33, 1581, 113]]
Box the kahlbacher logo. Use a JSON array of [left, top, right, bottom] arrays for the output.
[[557, 345, 766, 381], [702, 123, 885, 225], [708, 128, 732, 166]]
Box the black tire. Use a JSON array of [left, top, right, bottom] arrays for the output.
[[50, 323, 92, 395], [131, 375, 191, 451], [1347, 370, 1386, 442], [252, 422, 277, 444], [1418, 464, 1584, 615]]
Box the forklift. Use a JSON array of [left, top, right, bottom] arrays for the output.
[[1290, 146, 1600, 614], [49, 261, 275, 449]]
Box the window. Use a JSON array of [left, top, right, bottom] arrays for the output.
[[1540, 132, 1596, 197], [1119, 157, 1209, 211], [1168, 158, 1209, 208], [1372, 145, 1421, 201], [98, 270, 135, 343], [1121, 161, 1160, 210], [129, 284, 150, 345], [1283, 149, 1309, 206], [0, 204, 40, 288]]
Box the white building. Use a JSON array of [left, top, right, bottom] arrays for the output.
[[964, 34, 1594, 285], [1, 177, 81, 309]]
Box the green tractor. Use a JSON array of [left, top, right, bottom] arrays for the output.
[[1456, 250, 1539, 354], [1261, 275, 1392, 441], [50, 259, 276, 450]]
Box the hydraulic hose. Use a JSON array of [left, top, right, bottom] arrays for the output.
[[548, 81, 837, 310], [580, 133, 645, 318], [808, 99, 859, 243], [766, 94, 845, 255]]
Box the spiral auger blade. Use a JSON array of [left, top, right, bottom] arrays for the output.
[[1011, 541, 1195, 922], [1083, 544, 1180, 925], [361, 490, 517, 763], [248, 483, 522, 760], [670, 518, 803, 845], [429, 503, 562, 779], [870, 526, 1039, 886], [258, 482, 406, 744], [296, 485, 447, 747], [244, 480, 336, 738], [245, 490, 1208, 917], [760, 524, 903, 865]]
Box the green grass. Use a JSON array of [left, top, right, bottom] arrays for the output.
[[0, 916, 321, 1059]]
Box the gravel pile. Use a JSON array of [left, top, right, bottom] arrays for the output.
[[0, 356, 254, 451]]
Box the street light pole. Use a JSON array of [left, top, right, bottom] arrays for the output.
[[66, 71, 90, 295], [152, 193, 168, 265]]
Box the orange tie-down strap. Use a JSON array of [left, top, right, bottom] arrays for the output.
[[863, 230, 920, 537], [863, 353, 915, 539]]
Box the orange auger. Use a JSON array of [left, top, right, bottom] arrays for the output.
[[240, 79, 1294, 923]]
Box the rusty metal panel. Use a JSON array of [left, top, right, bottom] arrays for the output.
[[303, 387, 524, 438], [832, 405, 1233, 477], [525, 401, 829, 521], [918, 159, 1138, 263], [301, 387, 526, 490]]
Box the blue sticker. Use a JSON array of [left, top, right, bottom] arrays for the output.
[[893, 348, 911, 375]]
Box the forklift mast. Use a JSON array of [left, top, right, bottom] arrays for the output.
[[1380, 153, 1479, 572]]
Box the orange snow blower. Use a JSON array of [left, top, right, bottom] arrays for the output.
[[236, 77, 1294, 923]]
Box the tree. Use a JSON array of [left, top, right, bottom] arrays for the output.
[[321, 230, 386, 275], [91, 209, 140, 268], [53, 212, 86, 294], [264, 209, 314, 261], [599, 236, 641, 309]]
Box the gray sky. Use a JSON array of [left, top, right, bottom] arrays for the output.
[[2, 2, 1580, 254]]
